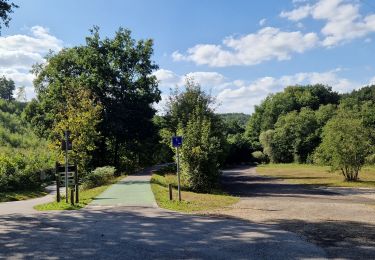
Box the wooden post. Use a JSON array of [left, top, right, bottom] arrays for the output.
[[75, 164, 79, 203], [70, 189, 74, 206], [56, 162, 60, 202], [168, 184, 173, 200]]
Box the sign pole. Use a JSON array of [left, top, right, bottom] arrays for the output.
[[65, 131, 69, 203], [176, 146, 181, 201]]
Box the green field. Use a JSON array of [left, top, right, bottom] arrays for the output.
[[151, 172, 239, 213], [257, 164, 375, 188]]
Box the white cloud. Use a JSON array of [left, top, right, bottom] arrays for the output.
[[281, 0, 375, 47], [153, 69, 180, 87], [216, 69, 360, 113], [0, 26, 63, 99], [280, 5, 312, 21], [369, 76, 375, 85], [259, 18, 267, 26], [154, 69, 226, 89], [155, 68, 362, 114], [173, 27, 319, 67]]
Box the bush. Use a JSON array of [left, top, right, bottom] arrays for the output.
[[0, 148, 54, 191], [83, 166, 116, 189], [252, 151, 268, 164]]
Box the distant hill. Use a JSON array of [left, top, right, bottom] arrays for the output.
[[218, 113, 250, 127]]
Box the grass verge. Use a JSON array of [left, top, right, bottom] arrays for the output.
[[257, 163, 375, 188], [151, 171, 239, 213], [0, 189, 47, 202], [34, 176, 124, 211]]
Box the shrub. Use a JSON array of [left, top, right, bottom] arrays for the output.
[[252, 151, 268, 164], [83, 166, 116, 189], [0, 148, 54, 191]]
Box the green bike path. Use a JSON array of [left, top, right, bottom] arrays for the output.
[[90, 168, 157, 207]]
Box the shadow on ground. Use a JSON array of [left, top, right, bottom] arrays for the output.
[[0, 208, 325, 259], [219, 166, 375, 259], [275, 219, 375, 259]]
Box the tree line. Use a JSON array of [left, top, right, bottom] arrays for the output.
[[246, 84, 375, 181], [1, 25, 375, 194]]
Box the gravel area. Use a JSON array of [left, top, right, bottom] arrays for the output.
[[209, 166, 375, 259]]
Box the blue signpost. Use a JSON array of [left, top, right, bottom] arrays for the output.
[[172, 136, 183, 201]]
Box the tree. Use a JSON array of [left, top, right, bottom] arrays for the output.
[[316, 110, 371, 181], [15, 86, 26, 102], [27, 27, 161, 171], [245, 84, 339, 151], [50, 87, 102, 173], [0, 76, 15, 101], [164, 79, 225, 192], [179, 106, 223, 192], [0, 0, 18, 34]]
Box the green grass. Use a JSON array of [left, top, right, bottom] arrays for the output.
[[0, 189, 47, 202], [151, 172, 239, 213], [34, 176, 125, 211], [257, 163, 375, 188]]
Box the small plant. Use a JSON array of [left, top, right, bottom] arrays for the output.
[[252, 151, 268, 164], [83, 166, 116, 189]]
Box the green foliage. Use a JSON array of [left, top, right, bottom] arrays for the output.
[[0, 76, 15, 101], [315, 108, 371, 181], [180, 107, 223, 192], [245, 84, 339, 150], [218, 113, 250, 131], [26, 27, 161, 172], [83, 166, 116, 189], [49, 87, 102, 173], [252, 151, 268, 164], [219, 113, 253, 164], [341, 85, 375, 103], [164, 79, 226, 192], [0, 100, 54, 192], [0, 0, 18, 33]]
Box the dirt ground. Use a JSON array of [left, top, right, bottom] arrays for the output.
[[208, 166, 375, 259]]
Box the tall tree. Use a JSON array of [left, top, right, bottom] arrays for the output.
[[27, 27, 161, 171], [0, 76, 15, 101], [0, 0, 18, 33], [164, 79, 226, 192]]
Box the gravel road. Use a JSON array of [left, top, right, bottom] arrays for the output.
[[212, 166, 375, 259]]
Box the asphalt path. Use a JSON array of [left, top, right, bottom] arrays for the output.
[[0, 167, 327, 259]]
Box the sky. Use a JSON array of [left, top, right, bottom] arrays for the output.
[[1, 0, 375, 114]]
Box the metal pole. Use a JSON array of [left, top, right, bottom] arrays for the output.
[[65, 131, 68, 203], [176, 147, 181, 201], [56, 162, 60, 202]]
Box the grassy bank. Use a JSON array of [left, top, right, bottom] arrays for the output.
[[257, 164, 375, 188], [34, 176, 124, 210], [0, 189, 47, 202], [151, 170, 239, 213]]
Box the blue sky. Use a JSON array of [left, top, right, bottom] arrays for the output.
[[1, 0, 375, 114]]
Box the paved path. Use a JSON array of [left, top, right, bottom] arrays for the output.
[[90, 168, 157, 207], [214, 166, 375, 259], [0, 166, 328, 259], [0, 185, 59, 215]]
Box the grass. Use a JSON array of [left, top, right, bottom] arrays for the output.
[[34, 176, 125, 211], [0, 189, 47, 202], [257, 163, 375, 188], [151, 171, 239, 213]]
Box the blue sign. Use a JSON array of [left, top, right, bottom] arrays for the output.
[[172, 136, 183, 147]]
